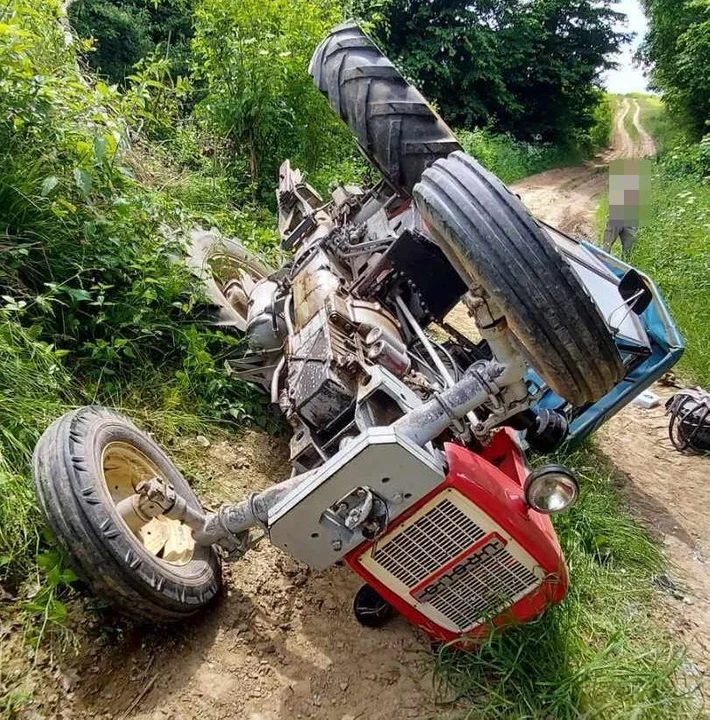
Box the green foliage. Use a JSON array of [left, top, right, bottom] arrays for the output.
[[69, 0, 152, 82], [0, 0, 265, 605], [640, 0, 710, 138], [191, 0, 355, 196], [589, 92, 614, 151], [458, 128, 583, 184], [631, 155, 710, 387], [635, 95, 686, 154], [122, 51, 193, 140], [435, 448, 694, 719], [348, 0, 628, 145], [69, 0, 195, 83]]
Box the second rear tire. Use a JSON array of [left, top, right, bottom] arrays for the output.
[[309, 21, 461, 196]]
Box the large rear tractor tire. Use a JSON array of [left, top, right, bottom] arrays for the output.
[[413, 152, 624, 406], [309, 21, 461, 196], [33, 406, 222, 622]]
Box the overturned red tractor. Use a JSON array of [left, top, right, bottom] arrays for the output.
[[33, 23, 682, 643]]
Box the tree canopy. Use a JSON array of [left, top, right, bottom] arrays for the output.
[[640, 0, 710, 137], [348, 0, 628, 143], [69, 0, 194, 83]]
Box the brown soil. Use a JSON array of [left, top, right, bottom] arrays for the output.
[[596, 385, 710, 681], [5, 102, 707, 718], [4, 432, 452, 720]]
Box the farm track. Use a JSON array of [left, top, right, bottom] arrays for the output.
[[513, 100, 709, 692], [13, 102, 707, 719]]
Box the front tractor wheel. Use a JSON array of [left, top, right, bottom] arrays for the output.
[[33, 407, 222, 622]]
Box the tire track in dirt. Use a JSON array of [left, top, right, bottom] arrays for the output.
[[509, 97, 646, 240], [632, 98, 657, 157]]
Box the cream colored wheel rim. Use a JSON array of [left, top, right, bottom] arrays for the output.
[[101, 442, 195, 567], [209, 253, 267, 320]]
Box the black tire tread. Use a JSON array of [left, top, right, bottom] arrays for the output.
[[309, 21, 461, 195], [413, 152, 624, 405], [33, 406, 222, 622]]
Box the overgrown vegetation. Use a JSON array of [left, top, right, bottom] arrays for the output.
[[640, 0, 710, 138], [628, 99, 710, 386], [347, 0, 626, 147], [69, 0, 194, 82], [457, 94, 613, 183], [191, 0, 354, 194]]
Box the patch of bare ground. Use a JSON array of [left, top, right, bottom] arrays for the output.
[[596, 383, 710, 686]]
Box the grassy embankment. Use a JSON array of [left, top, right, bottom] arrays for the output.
[[600, 94, 710, 386]]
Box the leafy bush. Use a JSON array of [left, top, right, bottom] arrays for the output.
[[69, 0, 195, 83], [0, 0, 265, 601], [191, 0, 355, 197], [589, 92, 614, 151], [69, 0, 153, 82], [458, 128, 582, 184], [640, 0, 710, 138]]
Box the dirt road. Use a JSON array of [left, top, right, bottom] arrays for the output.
[[513, 101, 710, 687], [511, 97, 656, 240], [11, 101, 707, 718]]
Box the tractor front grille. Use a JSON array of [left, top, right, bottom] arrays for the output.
[[359, 489, 542, 633], [412, 536, 538, 630], [370, 498, 486, 587]]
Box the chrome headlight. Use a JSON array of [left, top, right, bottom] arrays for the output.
[[524, 465, 579, 514]]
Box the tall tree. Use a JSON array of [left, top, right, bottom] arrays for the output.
[[640, 0, 710, 137], [348, 0, 628, 143]]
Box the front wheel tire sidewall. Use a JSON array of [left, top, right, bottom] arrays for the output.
[[33, 407, 222, 622]]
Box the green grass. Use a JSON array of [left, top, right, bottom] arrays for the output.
[[458, 128, 584, 184], [621, 97, 710, 386], [624, 101, 640, 143], [635, 95, 689, 154], [434, 447, 697, 719], [631, 172, 710, 386]]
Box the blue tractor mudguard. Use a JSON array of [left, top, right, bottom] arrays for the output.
[[530, 223, 684, 446]]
